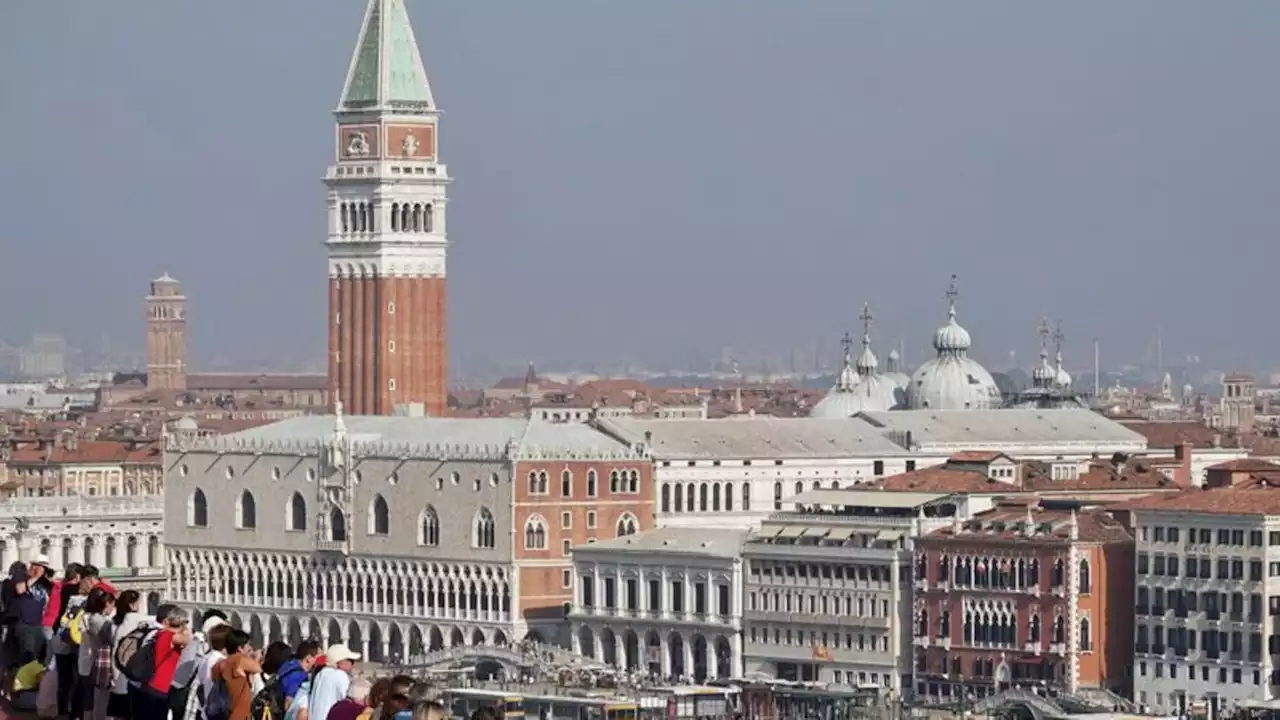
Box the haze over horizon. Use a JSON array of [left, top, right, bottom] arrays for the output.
[[2, 1, 1278, 377]]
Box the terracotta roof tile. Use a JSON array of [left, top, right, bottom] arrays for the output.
[[1209, 459, 1280, 473], [1118, 480, 1280, 516], [925, 506, 1131, 544], [1119, 420, 1238, 449]]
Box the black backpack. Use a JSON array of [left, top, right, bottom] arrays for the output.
[[115, 626, 158, 683], [250, 666, 304, 720]]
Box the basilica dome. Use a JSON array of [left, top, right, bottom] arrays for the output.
[[811, 306, 906, 417], [811, 348, 864, 419], [883, 349, 911, 390], [906, 279, 1002, 410]]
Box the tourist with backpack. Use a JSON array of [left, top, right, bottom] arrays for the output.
[[263, 640, 319, 719], [76, 587, 116, 720], [174, 610, 229, 720], [107, 590, 148, 719], [207, 628, 262, 720], [133, 605, 194, 720]]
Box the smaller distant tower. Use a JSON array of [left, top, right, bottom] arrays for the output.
[[146, 273, 187, 391], [1221, 374, 1256, 432]]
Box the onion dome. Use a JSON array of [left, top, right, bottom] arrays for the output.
[[883, 349, 911, 389], [906, 276, 1002, 410]]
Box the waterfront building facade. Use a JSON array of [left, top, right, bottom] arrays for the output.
[[568, 527, 748, 681], [1126, 480, 1280, 717], [162, 414, 653, 656], [912, 502, 1134, 704]]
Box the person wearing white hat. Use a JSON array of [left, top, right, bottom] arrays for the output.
[[308, 643, 361, 720]]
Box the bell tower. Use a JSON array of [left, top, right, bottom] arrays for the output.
[[326, 0, 450, 416], [146, 273, 187, 391]]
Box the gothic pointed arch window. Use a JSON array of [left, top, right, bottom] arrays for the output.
[[1079, 557, 1092, 594], [424, 203, 434, 232], [391, 202, 400, 231], [561, 469, 572, 497], [412, 204, 423, 232], [586, 470, 598, 497], [609, 470, 620, 493], [616, 513, 639, 537], [188, 488, 208, 528], [524, 515, 548, 550], [917, 608, 929, 637], [627, 469, 639, 493], [421, 505, 440, 547], [400, 203, 410, 232], [329, 507, 347, 542], [742, 482, 750, 511], [368, 494, 390, 536], [474, 507, 495, 549], [1051, 558, 1065, 587], [287, 492, 307, 531], [1079, 616, 1092, 651], [1052, 615, 1065, 644], [340, 203, 349, 233], [1029, 613, 1042, 643], [236, 490, 257, 530]]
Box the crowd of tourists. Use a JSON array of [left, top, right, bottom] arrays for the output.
[[0, 556, 471, 720]]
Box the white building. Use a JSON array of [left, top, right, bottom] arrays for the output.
[[598, 409, 1148, 531], [1127, 482, 1280, 717], [0, 495, 166, 608], [597, 417, 915, 530], [741, 489, 977, 694], [568, 527, 748, 681]]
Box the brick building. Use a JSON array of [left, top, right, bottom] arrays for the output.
[[912, 501, 1134, 702]]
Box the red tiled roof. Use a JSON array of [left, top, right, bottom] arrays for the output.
[[186, 373, 327, 392], [1118, 480, 1280, 516], [877, 467, 1011, 493], [1208, 459, 1280, 473], [8, 440, 161, 465], [1119, 420, 1237, 449], [925, 506, 1131, 544]]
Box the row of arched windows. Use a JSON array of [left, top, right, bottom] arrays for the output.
[[529, 468, 641, 498], [389, 202, 433, 233], [522, 512, 639, 551], [916, 608, 1091, 650], [918, 554, 1092, 594], [193, 489, 500, 551], [340, 202, 374, 233], [661, 482, 752, 514]]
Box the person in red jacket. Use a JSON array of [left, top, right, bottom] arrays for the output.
[[136, 606, 193, 720]]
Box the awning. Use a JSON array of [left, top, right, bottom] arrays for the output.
[[756, 524, 785, 538], [875, 530, 903, 541], [825, 526, 855, 541], [777, 525, 807, 538]]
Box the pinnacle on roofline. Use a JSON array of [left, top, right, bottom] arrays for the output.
[[338, 0, 437, 113]]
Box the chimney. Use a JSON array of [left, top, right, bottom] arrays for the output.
[[1173, 441, 1193, 487]]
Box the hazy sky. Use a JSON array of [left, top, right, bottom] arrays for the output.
[[2, 1, 1279, 377]]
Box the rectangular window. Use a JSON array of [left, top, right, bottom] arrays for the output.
[[694, 583, 707, 615], [604, 578, 616, 609], [1251, 530, 1265, 547], [718, 584, 731, 616], [671, 581, 684, 613], [561, 511, 572, 529], [873, 460, 885, 476], [562, 570, 572, 589], [586, 511, 597, 529], [649, 580, 661, 611], [561, 539, 572, 556], [580, 576, 594, 607]]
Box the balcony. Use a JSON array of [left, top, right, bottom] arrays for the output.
[[316, 540, 348, 554], [743, 609, 890, 629], [1023, 642, 1041, 655], [1048, 643, 1065, 655], [913, 636, 930, 648], [0, 495, 164, 518]]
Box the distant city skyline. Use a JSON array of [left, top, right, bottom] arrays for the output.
[[3, 1, 1279, 375]]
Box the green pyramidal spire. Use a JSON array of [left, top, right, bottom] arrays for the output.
[[338, 0, 436, 112]]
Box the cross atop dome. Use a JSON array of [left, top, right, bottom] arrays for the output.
[[1038, 317, 1051, 358], [840, 331, 854, 361], [338, 0, 437, 113], [1053, 320, 1065, 356], [860, 302, 874, 340], [945, 273, 959, 319]]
